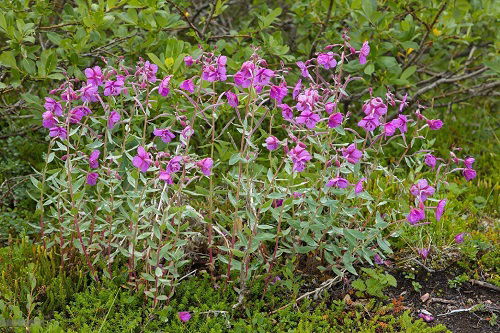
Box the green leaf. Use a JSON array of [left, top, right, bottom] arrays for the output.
[[147, 53, 167, 73], [400, 65, 417, 80], [364, 63, 375, 75], [0, 51, 17, 69]]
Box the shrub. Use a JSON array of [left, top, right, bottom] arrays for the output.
[[32, 35, 476, 304]]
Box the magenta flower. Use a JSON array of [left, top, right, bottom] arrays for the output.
[[273, 199, 284, 208], [424, 154, 437, 168], [184, 56, 194, 66], [292, 192, 303, 198], [141, 61, 158, 83], [327, 112, 343, 128], [427, 119, 443, 130], [254, 67, 274, 87], [42, 111, 57, 128], [317, 52, 337, 69], [454, 232, 465, 244], [197, 158, 213, 176], [234, 61, 255, 88], [225, 91, 239, 108], [49, 126, 67, 140], [394, 115, 408, 133], [359, 41, 370, 65], [410, 179, 435, 202], [418, 312, 434, 323], [288, 144, 312, 172], [326, 177, 349, 189], [407, 207, 425, 225], [181, 125, 194, 140], [86, 172, 99, 186], [178, 311, 191, 323], [84, 66, 103, 86], [418, 248, 430, 260], [89, 149, 100, 169], [103, 79, 124, 96], [179, 80, 194, 93], [325, 102, 336, 115], [166, 156, 183, 174], [108, 111, 120, 129], [153, 128, 175, 143], [355, 178, 366, 194], [342, 143, 362, 164], [296, 61, 310, 78], [296, 110, 320, 129], [358, 114, 380, 132], [270, 82, 288, 103], [279, 104, 294, 121], [374, 254, 384, 265], [132, 146, 152, 173], [202, 55, 227, 82], [399, 93, 408, 112], [159, 170, 174, 184], [384, 121, 397, 137], [61, 86, 78, 101], [158, 76, 172, 97], [79, 84, 99, 102], [463, 168, 476, 181], [69, 106, 91, 124], [292, 79, 302, 100], [435, 199, 446, 221], [296, 88, 319, 112], [44, 97, 63, 116], [265, 136, 279, 151], [180, 79, 195, 93], [363, 97, 387, 117], [463, 157, 475, 169]]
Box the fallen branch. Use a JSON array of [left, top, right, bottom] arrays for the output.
[[470, 279, 500, 292]]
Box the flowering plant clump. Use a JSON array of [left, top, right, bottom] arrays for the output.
[[33, 35, 475, 303]]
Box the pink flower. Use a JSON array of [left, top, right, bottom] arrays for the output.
[[108, 111, 120, 129], [359, 41, 370, 65], [153, 128, 175, 143], [69, 106, 91, 124], [86, 172, 99, 186], [103, 79, 124, 96], [328, 112, 343, 128], [265, 136, 279, 151], [159, 170, 174, 184], [181, 126, 194, 140], [394, 115, 408, 133], [296, 110, 320, 129], [254, 67, 274, 87], [158, 76, 172, 97], [180, 79, 195, 93], [407, 207, 425, 225], [355, 178, 366, 194], [454, 232, 465, 244], [292, 192, 303, 198], [234, 61, 255, 88], [49, 126, 67, 140], [463, 157, 475, 169], [296, 61, 310, 78], [292, 79, 302, 100], [79, 84, 99, 102], [197, 158, 213, 176], [225, 91, 239, 108], [202, 55, 227, 82], [418, 311, 434, 322], [463, 168, 476, 181], [184, 56, 194, 66], [178, 311, 191, 323], [358, 114, 380, 132], [44, 97, 63, 116], [325, 102, 336, 115], [435, 199, 446, 221], [326, 177, 349, 189], [89, 149, 100, 169], [342, 143, 362, 164], [42, 111, 57, 128], [384, 121, 397, 136], [363, 97, 387, 117], [424, 154, 437, 168], [132, 146, 152, 173], [270, 82, 288, 103], [399, 93, 408, 112], [410, 179, 435, 202], [141, 61, 158, 83], [61, 86, 78, 101], [427, 119, 443, 130], [317, 52, 337, 69], [296, 88, 319, 112], [84, 66, 103, 86], [418, 248, 430, 260], [279, 104, 293, 121], [288, 144, 312, 172], [166, 156, 183, 174]]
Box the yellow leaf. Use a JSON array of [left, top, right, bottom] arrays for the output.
[[432, 28, 442, 36], [164, 57, 174, 68], [184, 11, 190, 17], [406, 48, 414, 55]]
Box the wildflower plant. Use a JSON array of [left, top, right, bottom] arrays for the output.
[[32, 34, 476, 303]]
